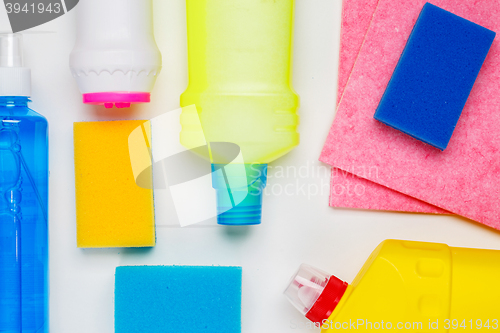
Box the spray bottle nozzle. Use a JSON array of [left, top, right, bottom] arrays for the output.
[[0, 33, 24, 68], [0, 33, 31, 97]]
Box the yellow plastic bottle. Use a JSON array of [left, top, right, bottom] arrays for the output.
[[180, 0, 299, 225], [284, 240, 500, 331]]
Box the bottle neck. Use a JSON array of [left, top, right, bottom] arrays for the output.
[[0, 96, 30, 107]]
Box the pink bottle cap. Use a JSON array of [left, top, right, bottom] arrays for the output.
[[82, 92, 150, 108]]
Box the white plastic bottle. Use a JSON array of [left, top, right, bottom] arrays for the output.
[[69, 0, 162, 108]]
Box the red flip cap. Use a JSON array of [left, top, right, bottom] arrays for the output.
[[305, 275, 348, 325]]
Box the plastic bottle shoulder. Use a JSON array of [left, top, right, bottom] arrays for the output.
[[0, 105, 48, 123]]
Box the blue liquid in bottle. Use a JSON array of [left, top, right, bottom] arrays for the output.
[[0, 34, 49, 333]]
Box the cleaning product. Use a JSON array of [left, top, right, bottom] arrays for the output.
[[74, 120, 155, 248], [0, 33, 49, 333], [285, 239, 500, 331], [115, 266, 242, 333], [180, 0, 299, 225], [374, 3, 496, 150], [70, 0, 162, 108], [319, 0, 500, 228]]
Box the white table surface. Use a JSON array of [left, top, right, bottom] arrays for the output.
[[2, 1, 500, 332]]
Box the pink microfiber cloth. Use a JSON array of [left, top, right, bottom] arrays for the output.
[[332, 0, 448, 214], [323, 0, 500, 228]]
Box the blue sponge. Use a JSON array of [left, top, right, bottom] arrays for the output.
[[115, 266, 242, 333], [374, 3, 496, 150]]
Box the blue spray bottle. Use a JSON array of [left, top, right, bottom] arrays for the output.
[[0, 34, 49, 333]]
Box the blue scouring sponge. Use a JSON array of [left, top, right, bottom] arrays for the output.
[[374, 2, 496, 150], [115, 266, 242, 333]]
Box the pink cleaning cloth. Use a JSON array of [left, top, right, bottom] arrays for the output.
[[337, 0, 380, 106], [331, 0, 448, 214], [323, 0, 500, 228]]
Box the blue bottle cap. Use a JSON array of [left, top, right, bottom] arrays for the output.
[[211, 163, 267, 225]]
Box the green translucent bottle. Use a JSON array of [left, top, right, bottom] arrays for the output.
[[181, 0, 299, 225]]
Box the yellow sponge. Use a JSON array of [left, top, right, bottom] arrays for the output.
[[74, 120, 155, 248]]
